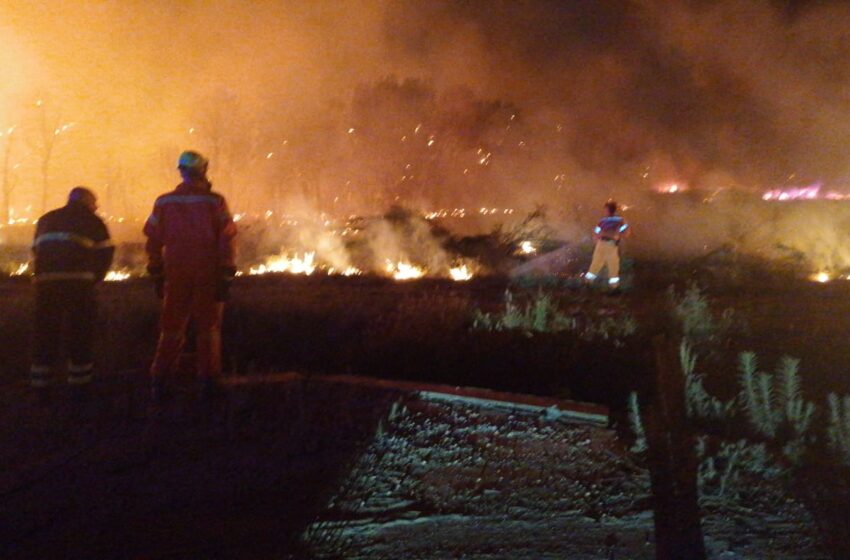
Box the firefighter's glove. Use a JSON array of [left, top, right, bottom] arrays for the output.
[[147, 265, 165, 300], [216, 266, 237, 302]]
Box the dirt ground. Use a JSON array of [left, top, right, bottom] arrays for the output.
[[0, 373, 829, 559], [0, 374, 396, 559], [1, 260, 849, 558]]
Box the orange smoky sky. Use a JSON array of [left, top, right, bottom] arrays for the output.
[[0, 0, 849, 222]]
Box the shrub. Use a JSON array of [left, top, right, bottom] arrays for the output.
[[472, 289, 636, 341], [697, 438, 783, 500], [827, 393, 850, 465], [777, 357, 816, 452], [679, 341, 735, 422], [667, 283, 735, 349], [738, 352, 780, 438], [627, 391, 647, 453], [737, 352, 815, 465], [738, 353, 815, 444]]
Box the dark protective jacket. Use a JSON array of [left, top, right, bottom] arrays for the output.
[[32, 201, 114, 282], [143, 180, 237, 279], [594, 215, 629, 244], [594, 215, 629, 236]]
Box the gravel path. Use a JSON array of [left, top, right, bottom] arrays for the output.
[[306, 395, 826, 559]]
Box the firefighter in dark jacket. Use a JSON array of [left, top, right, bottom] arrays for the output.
[[30, 187, 114, 387]]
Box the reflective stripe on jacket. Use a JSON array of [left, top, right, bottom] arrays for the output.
[[32, 202, 114, 282], [594, 215, 629, 238], [143, 181, 237, 277]]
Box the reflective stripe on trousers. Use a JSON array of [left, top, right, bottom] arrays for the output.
[[67, 361, 94, 384]]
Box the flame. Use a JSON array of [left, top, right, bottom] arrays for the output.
[[655, 182, 687, 194], [10, 262, 29, 276], [824, 192, 850, 201], [1, 217, 35, 227], [386, 261, 425, 280], [810, 271, 831, 283], [104, 269, 131, 282], [519, 241, 537, 255], [249, 252, 317, 275], [423, 207, 513, 220], [329, 266, 362, 276], [449, 264, 474, 281], [763, 184, 821, 201], [761, 183, 850, 201], [806, 266, 850, 283]]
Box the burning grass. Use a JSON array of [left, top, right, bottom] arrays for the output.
[[0, 206, 546, 284]]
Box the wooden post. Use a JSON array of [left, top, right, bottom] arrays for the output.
[[643, 335, 706, 560]]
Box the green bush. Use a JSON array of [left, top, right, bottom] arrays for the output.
[[668, 283, 736, 350], [679, 341, 736, 422], [472, 289, 636, 341], [627, 391, 647, 453], [827, 393, 850, 465], [697, 438, 784, 500], [738, 353, 815, 449]]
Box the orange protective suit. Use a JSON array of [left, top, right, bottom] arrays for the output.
[[143, 179, 237, 380]]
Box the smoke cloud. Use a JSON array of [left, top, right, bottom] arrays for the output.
[[0, 0, 848, 268]]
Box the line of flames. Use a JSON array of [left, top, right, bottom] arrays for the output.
[[808, 271, 850, 283], [7, 263, 132, 281], [244, 253, 475, 281], [7, 259, 474, 282], [763, 184, 850, 202], [8, 260, 846, 284]]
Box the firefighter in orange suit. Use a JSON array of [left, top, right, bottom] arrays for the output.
[[143, 151, 237, 401], [30, 187, 114, 388]]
